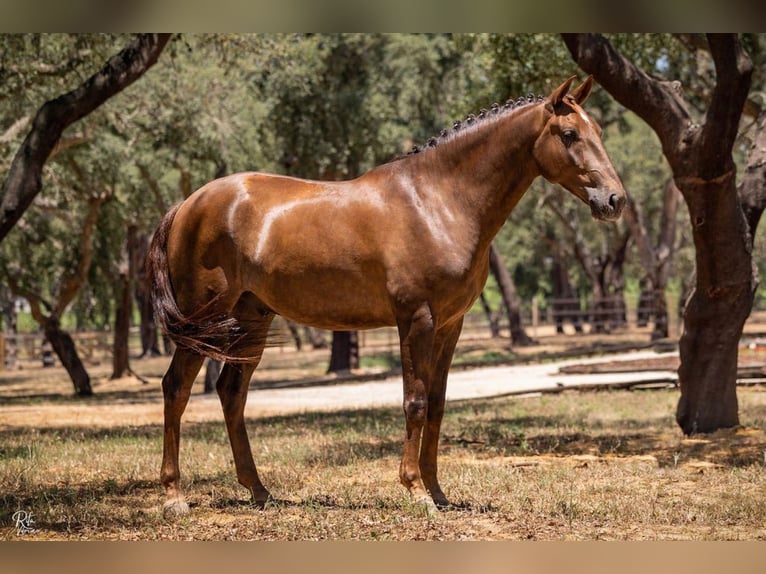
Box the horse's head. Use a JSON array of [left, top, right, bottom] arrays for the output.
[[533, 76, 626, 221]]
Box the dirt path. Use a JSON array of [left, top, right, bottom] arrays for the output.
[[0, 350, 678, 429]]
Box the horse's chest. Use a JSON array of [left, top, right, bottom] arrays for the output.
[[392, 252, 489, 320]]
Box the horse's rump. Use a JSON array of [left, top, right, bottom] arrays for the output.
[[146, 202, 272, 363]]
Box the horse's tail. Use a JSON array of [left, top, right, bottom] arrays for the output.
[[146, 204, 270, 363]]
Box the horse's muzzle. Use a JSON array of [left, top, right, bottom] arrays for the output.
[[588, 188, 626, 221]]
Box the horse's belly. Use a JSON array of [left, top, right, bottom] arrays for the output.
[[256, 271, 396, 330]]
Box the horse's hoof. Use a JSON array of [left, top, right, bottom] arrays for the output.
[[412, 496, 439, 518], [250, 489, 273, 508], [163, 499, 190, 519], [432, 494, 450, 509]]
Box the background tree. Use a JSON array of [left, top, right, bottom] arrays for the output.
[[488, 244, 534, 345], [0, 34, 169, 394], [0, 34, 170, 241], [2, 187, 106, 395]]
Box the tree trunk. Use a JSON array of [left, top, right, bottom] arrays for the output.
[[0, 34, 170, 241], [44, 317, 92, 396], [138, 291, 160, 356], [305, 327, 328, 349], [550, 253, 583, 334], [675, 174, 755, 432], [488, 243, 533, 346], [650, 289, 670, 341], [285, 320, 303, 350], [204, 359, 222, 394], [564, 33, 755, 434], [111, 259, 132, 379], [1, 288, 18, 369], [131, 230, 160, 357], [327, 331, 359, 374], [622, 179, 681, 340], [739, 108, 766, 242], [478, 292, 502, 338]]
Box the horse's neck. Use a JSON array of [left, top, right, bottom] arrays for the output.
[[405, 103, 545, 246]]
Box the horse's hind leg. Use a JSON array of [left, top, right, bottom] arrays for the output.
[[161, 347, 205, 518], [216, 359, 272, 505]]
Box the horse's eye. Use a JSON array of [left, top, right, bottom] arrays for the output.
[[561, 129, 578, 147]]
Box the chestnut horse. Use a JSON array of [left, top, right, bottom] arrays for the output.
[[147, 76, 626, 517]]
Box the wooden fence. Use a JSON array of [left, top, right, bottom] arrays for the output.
[[0, 294, 673, 370]]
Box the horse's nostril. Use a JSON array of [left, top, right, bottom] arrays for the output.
[[608, 194, 618, 209]]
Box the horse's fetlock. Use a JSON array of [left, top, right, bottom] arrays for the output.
[[400, 468, 420, 488]]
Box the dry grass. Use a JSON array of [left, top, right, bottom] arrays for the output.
[[3, 369, 766, 540], [3, 323, 766, 541]]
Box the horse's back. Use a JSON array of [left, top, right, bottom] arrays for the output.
[[165, 171, 400, 328]]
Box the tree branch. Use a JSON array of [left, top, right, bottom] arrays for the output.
[[699, 34, 753, 179], [3, 272, 50, 325], [55, 193, 106, 316], [0, 116, 31, 144], [136, 162, 168, 217], [0, 33, 171, 242], [561, 33, 692, 171], [739, 108, 766, 241]]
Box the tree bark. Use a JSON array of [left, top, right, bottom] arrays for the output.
[[478, 292, 502, 338], [44, 317, 92, 396], [204, 359, 222, 394], [285, 320, 303, 350], [564, 33, 755, 434], [111, 238, 132, 379], [327, 331, 359, 374], [0, 33, 170, 241], [131, 229, 160, 357], [550, 254, 583, 334], [739, 109, 766, 242], [305, 327, 328, 349], [488, 243, 534, 346]]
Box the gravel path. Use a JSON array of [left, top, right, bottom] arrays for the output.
[[0, 350, 679, 429], [219, 349, 680, 415]]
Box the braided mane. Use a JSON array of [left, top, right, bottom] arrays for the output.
[[396, 93, 545, 160]]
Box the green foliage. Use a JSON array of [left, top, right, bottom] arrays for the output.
[[256, 34, 483, 179], [1, 33, 764, 333]]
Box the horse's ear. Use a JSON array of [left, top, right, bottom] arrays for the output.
[[546, 76, 577, 111], [570, 75, 593, 105]]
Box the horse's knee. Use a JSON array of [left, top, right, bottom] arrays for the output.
[[403, 380, 427, 426]]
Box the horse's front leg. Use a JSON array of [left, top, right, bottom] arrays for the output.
[[397, 303, 436, 509], [419, 317, 463, 508]]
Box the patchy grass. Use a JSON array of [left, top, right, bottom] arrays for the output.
[[2, 385, 766, 540]]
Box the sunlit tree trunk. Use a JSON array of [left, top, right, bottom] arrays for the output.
[[478, 292, 502, 338]]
